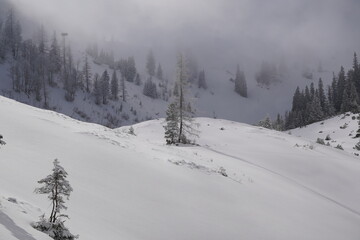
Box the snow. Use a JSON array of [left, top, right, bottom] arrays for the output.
[[0, 96, 360, 240], [0, 50, 336, 127], [291, 112, 360, 156]]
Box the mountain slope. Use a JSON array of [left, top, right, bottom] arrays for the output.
[[0, 96, 359, 240]]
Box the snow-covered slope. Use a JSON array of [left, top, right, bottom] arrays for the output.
[[291, 112, 360, 156], [0, 49, 335, 128], [0, 96, 360, 240]]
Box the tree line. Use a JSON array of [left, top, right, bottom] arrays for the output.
[[259, 53, 360, 130]]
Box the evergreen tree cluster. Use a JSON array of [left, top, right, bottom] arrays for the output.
[[143, 77, 158, 99], [0, 8, 84, 106], [283, 53, 360, 129], [234, 65, 247, 97], [256, 61, 280, 87]]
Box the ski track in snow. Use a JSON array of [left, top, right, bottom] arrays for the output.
[[0, 211, 36, 240], [203, 146, 360, 218]]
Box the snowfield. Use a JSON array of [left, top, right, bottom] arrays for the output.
[[0, 95, 360, 240]]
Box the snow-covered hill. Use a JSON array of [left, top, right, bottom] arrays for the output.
[[1, 96, 360, 240], [0, 54, 335, 128], [291, 112, 360, 156]]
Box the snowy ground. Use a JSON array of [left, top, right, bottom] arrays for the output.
[[0, 96, 360, 240], [291, 112, 360, 156]]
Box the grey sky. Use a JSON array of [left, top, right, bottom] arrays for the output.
[[11, 0, 360, 72]]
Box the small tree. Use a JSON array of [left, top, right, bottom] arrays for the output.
[[35, 159, 73, 223], [164, 102, 180, 144], [33, 159, 77, 240], [110, 70, 119, 100], [164, 53, 199, 144]]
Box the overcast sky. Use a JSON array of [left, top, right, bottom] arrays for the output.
[[10, 0, 360, 73]]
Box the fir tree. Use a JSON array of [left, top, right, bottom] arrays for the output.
[[35, 159, 73, 223], [307, 92, 324, 124], [33, 159, 77, 240], [48, 32, 61, 86], [93, 73, 101, 105], [82, 54, 91, 92], [100, 70, 110, 104], [258, 115, 272, 129], [198, 70, 207, 89], [336, 66, 346, 112], [164, 102, 179, 144], [110, 70, 119, 100], [156, 63, 163, 80], [146, 50, 156, 77], [135, 73, 141, 86], [234, 65, 247, 97], [143, 77, 158, 99], [120, 75, 127, 102]]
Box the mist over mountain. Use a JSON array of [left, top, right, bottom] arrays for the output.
[[12, 0, 360, 71]]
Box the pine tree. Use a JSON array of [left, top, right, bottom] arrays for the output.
[[234, 65, 247, 97], [48, 32, 61, 86], [33, 159, 77, 240], [135, 73, 141, 86], [143, 77, 157, 99], [307, 92, 324, 123], [126, 56, 136, 82], [258, 115, 272, 129], [100, 70, 110, 104], [110, 70, 119, 100], [164, 102, 179, 144], [318, 78, 326, 111], [156, 63, 163, 80], [173, 53, 198, 143], [146, 50, 156, 77], [336, 66, 346, 112], [82, 54, 92, 92], [3, 9, 22, 59], [93, 73, 101, 105], [35, 159, 73, 223], [198, 70, 207, 89], [273, 114, 285, 131], [120, 75, 127, 102], [352, 52, 360, 93]]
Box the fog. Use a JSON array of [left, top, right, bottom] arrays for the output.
[[10, 0, 360, 77]]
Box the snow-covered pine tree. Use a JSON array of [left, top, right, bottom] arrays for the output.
[[307, 92, 324, 124], [82, 53, 92, 92], [100, 70, 110, 104], [258, 115, 272, 129], [48, 32, 62, 86], [234, 65, 247, 97], [93, 73, 101, 105], [120, 74, 127, 102], [156, 63, 163, 81], [135, 73, 141, 86], [143, 77, 158, 99], [198, 70, 207, 89], [33, 159, 77, 240], [125, 56, 136, 82], [110, 70, 119, 100], [164, 102, 179, 144], [35, 159, 73, 223], [146, 50, 156, 77]]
